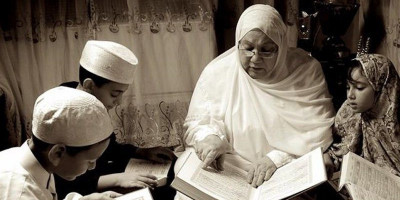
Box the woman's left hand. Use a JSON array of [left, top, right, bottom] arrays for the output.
[[247, 156, 277, 188]]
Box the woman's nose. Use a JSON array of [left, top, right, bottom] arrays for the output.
[[250, 50, 262, 62]]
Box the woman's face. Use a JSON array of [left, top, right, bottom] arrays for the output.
[[346, 67, 375, 113], [238, 30, 278, 81]]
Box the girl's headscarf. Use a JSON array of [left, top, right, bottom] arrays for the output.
[[334, 54, 400, 175]]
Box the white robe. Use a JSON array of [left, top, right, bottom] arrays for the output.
[[0, 141, 83, 200], [0, 141, 57, 200], [184, 4, 334, 164]]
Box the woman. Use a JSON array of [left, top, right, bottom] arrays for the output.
[[183, 4, 335, 188], [331, 54, 400, 176]]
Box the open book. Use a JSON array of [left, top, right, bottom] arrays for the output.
[[338, 152, 400, 200], [115, 187, 153, 200], [171, 148, 327, 200], [125, 158, 172, 187]]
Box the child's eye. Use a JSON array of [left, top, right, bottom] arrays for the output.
[[356, 85, 365, 90]]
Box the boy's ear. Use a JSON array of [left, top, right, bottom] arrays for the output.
[[82, 78, 95, 93], [48, 144, 66, 167]]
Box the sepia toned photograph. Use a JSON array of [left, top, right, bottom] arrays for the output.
[[0, 0, 399, 199]]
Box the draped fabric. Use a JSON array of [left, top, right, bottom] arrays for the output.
[[184, 5, 334, 163], [333, 54, 400, 175], [0, 0, 217, 148], [357, 0, 400, 73]]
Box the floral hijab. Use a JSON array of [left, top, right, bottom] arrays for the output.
[[333, 54, 400, 175]]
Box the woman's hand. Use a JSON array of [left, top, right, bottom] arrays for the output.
[[136, 147, 177, 163], [247, 156, 277, 188], [80, 191, 121, 200], [98, 173, 158, 190], [194, 134, 228, 170]]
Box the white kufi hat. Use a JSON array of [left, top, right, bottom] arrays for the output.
[[80, 40, 138, 84], [32, 87, 113, 147]]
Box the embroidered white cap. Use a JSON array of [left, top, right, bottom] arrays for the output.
[[32, 86, 113, 147], [79, 40, 138, 84]]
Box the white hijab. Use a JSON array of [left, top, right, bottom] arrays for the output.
[[185, 4, 334, 162]]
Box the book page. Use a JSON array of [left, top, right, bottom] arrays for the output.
[[115, 187, 153, 200], [345, 184, 386, 200], [175, 151, 254, 200], [339, 152, 400, 200], [173, 148, 326, 200], [190, 160, 253, 200], [255, 147, 327, 200], [125, 158, 172, 186]]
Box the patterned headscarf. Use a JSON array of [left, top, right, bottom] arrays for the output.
[[333, 54, 400, 175]]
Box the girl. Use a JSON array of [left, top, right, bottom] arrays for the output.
[[331, 54, 400, 175]]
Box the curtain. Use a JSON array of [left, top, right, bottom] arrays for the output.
[[357, 0, 400, 73], [0, 0, 217, 149], [376, 0, 400, 72]]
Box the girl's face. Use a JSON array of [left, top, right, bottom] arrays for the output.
[[346, 67, 375, 113]]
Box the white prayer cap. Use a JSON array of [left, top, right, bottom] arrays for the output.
[[32, 87, 113, 147], [79, 40, 138, 84]]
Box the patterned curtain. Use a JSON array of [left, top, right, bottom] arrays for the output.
[[0, 0, 217, 149]]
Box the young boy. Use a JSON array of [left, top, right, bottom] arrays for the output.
[[56, 40, 176, 199], [0, 86, 120, 200]]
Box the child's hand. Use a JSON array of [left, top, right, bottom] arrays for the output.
[[331, 143, 350, 156], [136, 147, 177, 163], [115, 173, 158, 189], [323, 152, 335, 179], [80, 191, 121, 199]]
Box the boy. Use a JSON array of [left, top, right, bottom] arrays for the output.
[[0, 86, 120, 199], [56, 40, 176, 199]]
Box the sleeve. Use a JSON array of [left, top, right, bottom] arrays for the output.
[[266, 149, 296, 168], [97, 134, 138, 173], [183, 66, 229, 147], [332, 105, 362, 153], [55, 170, 100, 199]]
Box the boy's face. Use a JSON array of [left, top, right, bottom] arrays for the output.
[[54, 139, 110, 181], [90, 82, 129, 110], [346, 67, 375, 113]]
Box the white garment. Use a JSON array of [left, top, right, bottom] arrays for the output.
[[0, 141, 81, 200], [184, 4, 334, 164]]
